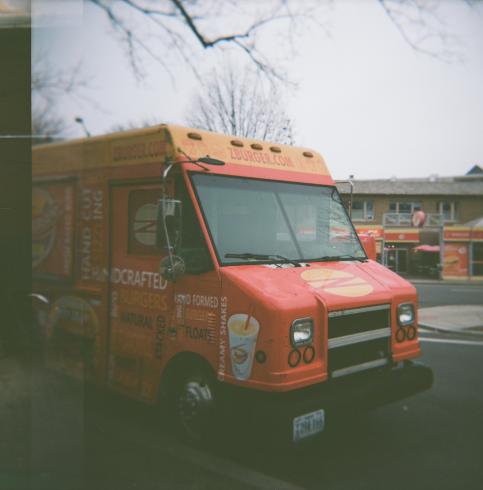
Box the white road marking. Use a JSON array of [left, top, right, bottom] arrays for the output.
[[449, 288, 483, 293], [419, 337, 483, 347]]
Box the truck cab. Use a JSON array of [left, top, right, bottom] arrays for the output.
[[154, 127, 433, 442]]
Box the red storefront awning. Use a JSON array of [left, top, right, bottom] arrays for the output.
[[413, 244, 440, 253]]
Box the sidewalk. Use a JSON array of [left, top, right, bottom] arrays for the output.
[[419, 305, 483, 335], [409, 277, 483, 286]]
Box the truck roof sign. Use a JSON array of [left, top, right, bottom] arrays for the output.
[[33, 124, 332, 182]]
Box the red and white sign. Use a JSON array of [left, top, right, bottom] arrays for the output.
[[444, 228, 471, 241], [384, 229, 420, 243], [411, 210, 426, 228], [355, 226, 384, 240]]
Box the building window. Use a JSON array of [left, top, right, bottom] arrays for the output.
[[389, 202, 421, 214], [351, 201, 374, 221], [438, 201, 457, 222]]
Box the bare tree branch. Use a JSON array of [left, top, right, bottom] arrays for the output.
[[32, 52, 93, 142], [378, 0, 467, 62], [86, 0, 478, 87], [31, 106, 66, 145], [171, 0, 296, 48], [87, 0, 323, 84], [89, 0, 176, 81], [109, 117, 161, 132], [186, 65, 295, 144]]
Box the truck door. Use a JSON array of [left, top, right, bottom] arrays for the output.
[[171, 174, 221, 368], [108, 183, 173, 401]]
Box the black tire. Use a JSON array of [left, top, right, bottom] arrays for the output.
[[169, 361, 218, 444]]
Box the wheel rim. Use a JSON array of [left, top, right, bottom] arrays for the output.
[[178, 379, 214, 440]]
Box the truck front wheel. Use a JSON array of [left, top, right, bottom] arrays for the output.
[[171, 363, 217, 443]]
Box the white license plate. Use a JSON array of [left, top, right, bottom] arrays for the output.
[[293, 409, 325, 442]]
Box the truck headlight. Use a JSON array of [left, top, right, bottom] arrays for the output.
[[290, 318, 314, 347], [397, 303, 415, 326]]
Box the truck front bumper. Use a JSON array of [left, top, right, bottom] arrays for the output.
[[219, 361, 433, 444]]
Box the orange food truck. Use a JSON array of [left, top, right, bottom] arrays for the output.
[[32, 124, 432, 443]]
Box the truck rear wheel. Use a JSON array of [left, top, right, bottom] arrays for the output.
[[170, 362, 217, 443]]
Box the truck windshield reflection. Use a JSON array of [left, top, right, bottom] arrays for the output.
[[191, 174, 366, 265]]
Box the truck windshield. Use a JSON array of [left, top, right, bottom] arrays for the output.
[[191, 174, 366, 265]]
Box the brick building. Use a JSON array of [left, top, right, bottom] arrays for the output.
[[337, 166, 483, 279]]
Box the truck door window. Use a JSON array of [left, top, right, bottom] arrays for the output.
[[128, 188, 162, 256], [175, 176, 213, 274]]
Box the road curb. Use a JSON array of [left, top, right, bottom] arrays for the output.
[[419, 336, 483, 346], [410, 279, 483, 286], [418, 322, 483, 337]]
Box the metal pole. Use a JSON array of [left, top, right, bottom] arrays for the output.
[[74, 117, 91, 137], [335, 179, 354, 218], [439, 222, 444, 280]]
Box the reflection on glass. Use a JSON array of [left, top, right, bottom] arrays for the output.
[[192, 174, 365, 265]]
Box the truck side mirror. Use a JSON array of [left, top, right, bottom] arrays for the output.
[[159, 255, 186, 282], [156, 198, 182, 252]]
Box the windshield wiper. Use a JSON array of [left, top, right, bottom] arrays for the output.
[[310, 254, 367, 263], [225, 253, 303, 267]]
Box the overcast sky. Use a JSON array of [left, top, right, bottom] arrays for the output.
[[32, 0, 483, 180]]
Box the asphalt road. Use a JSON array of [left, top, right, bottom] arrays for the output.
[[414, 281, 483, 308], [2, 282, 482, 490], [13, 333, 479, 490], [246, 337, 483, 489]]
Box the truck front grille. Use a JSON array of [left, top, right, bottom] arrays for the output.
[[327, 304, 391, 378]]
